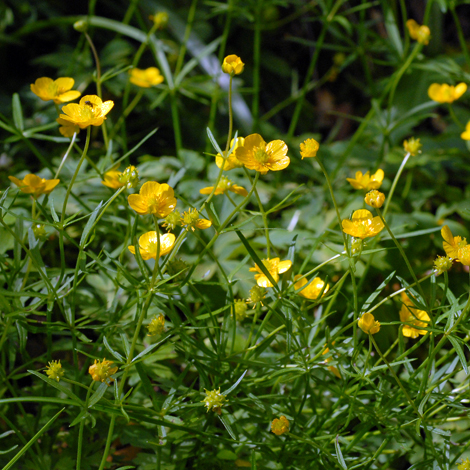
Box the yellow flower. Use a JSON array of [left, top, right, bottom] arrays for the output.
[[434, 255, 453, 275], [294, 274, 329, 299], [461, 121, 470, 140], [458, 458, 470, 470], [322, 347, 341, 378], [235, 133, 290, 174], [149, 11, 169, 29], [199, 176, 248, 197], [59, 95, 114, 129], [102, 166, 139, 190], [88, 358, 118, 385], [428, 83, 467, 103], [346, 169, 384, 190], [406, 19, 431, 45], [403, 137, 422, 156], [441, 225, 467, 260], [215, 137, 245, 171], [250, 258, 292, 288], [129, 67, 164, 88], [300, 138, 320, 159], [247, 285, 266, 307], [232, 299, 247, 321], [147, 314, 165, 336], [9, 174, 60, 198], [31, 77, 81, 104], [364, 190, 385, 209], [222, 55, 244, 75], [128, 232, 175, 260], [342, 209, 384, 239], [56, 118, 81, 137], [458, 245, 470, 266], [271, 416, 289, 435], [181, 208, 212, 231], [128, 181, 176, 217], [202, 388, 227, 414], [358, 312, 380, 334], [399, 293, 430, 338], [45, 360, 65, 382]]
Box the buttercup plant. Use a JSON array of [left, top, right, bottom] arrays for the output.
[[2, 2, 470, 468]]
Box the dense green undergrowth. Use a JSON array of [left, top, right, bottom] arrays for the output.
[[1, 1, 470, 469]]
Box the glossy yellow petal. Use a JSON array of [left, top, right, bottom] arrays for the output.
[[195, 219, 212, 229], [255, 273, 277, 288], [229, 184, 248, 196], [55, 77, 75, 91], [455, 82, 467, 99], [43, 179, 60, 193], [428, 83, 442, 102], [80, 95, 103, 106], [277, 260, 292, 274], [352, 209, 373, 220], [127, 194, 148, 214]]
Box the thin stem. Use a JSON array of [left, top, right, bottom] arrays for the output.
[[449, 3, 470, 71], [371, 336, 422, 418], [174, 0, 198, 77], [382, 153, 410, 217], [55, 132, 77, 179], [225, 75, 233, 153], [252, 0, 262, 131], [76, 384, 93, 470]]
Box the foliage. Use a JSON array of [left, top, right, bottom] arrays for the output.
[[1, 1, 470, 469]]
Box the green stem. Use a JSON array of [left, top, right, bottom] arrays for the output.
[[174, 0, 198, 77], [170, 90, 183, 156], [225, 75, 234, 153], [447, 103, 464, 129], [252, 0, 262, 131], [54, 132, 77, 179], [449, 3, 470, 72], [370, 336, 422, 418], [76, 384, 93, 470], [382, 153, 410, 217], [376, 207, 427, 306]]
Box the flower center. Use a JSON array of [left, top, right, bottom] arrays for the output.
[[254, 147, 269, 164]]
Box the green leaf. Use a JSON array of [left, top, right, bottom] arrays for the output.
[[222, 370, 247, 396], [335, 435, 348, 469], [447, 336, 468, 375], [361, 271, 395, 313], [12, 93, 24, 132], [103, 336, 124, 362], [218, 414, 237, 440], [2, 407, 65, 470], [88, 382, 109, 408], [28, 370, 83, 406], [80, 202, 103, 248]]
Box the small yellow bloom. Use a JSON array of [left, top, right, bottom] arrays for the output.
[[128, 232, 175, 260], [365, 190, 385, 209], [461, 121, 470, 140], [215, 137, 245, 171], [199, 176, 248, 197], [250, 258, 292, 288], [346, 169, 384, 191], [271, 416, 289, 435], [403, 137, 422, 156], [458, 458, 470, 470], [428, 83, 467, 103], [56, 118, 80, 137], [149, 11, 169, 29], [406, 19, 431, 45], [31, 77, 81, 104], [434, 255, 453, 275], [458, 245, 470, 266], [222, 55, 244, 75], [342, 209, 384, 239], [181, 208, 212, 231], [294, 274, 329, 299], [88, 358, 118, 385], [299, 138, 320, 159], [45, 360, 65, 382], [128, 181, 176, 217], [247, 285, 266, 307], [232, 299, 247, 321], [235, 133, 290, 174], [441, 225, 467, 260], [147, 314, 165, 336], [322, 347, 341, 378], [102, 166, 139, 190], [358, 312, 380, 334], [202, 388, 227, 414], [129, 67, 164, 88], [399, 293, 430, 338], [9, 174, 60, 198], [59, 95, 114, 129]]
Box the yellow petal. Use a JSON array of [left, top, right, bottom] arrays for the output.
[[277, 260, 292, 274], [55, 77, 75, 91], [196, 219, 212, 229], [128, 194, 148, 214], [80, 95, 103, 106], [455, 82, 467, 99], [352, 209, 373, 220]]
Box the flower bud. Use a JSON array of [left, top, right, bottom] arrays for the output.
[[149, 12, 169, 29], [118, 165, 139, 189], [433, 255, 453, 275], [33, 223, 47, 240], [73, 20, 88, 32], [365, 190, 385, 209], [403, 137, 422, 156], [222, 55, 244, 75], [358, 312, 380, 334], [232, 299, 247, 321]]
